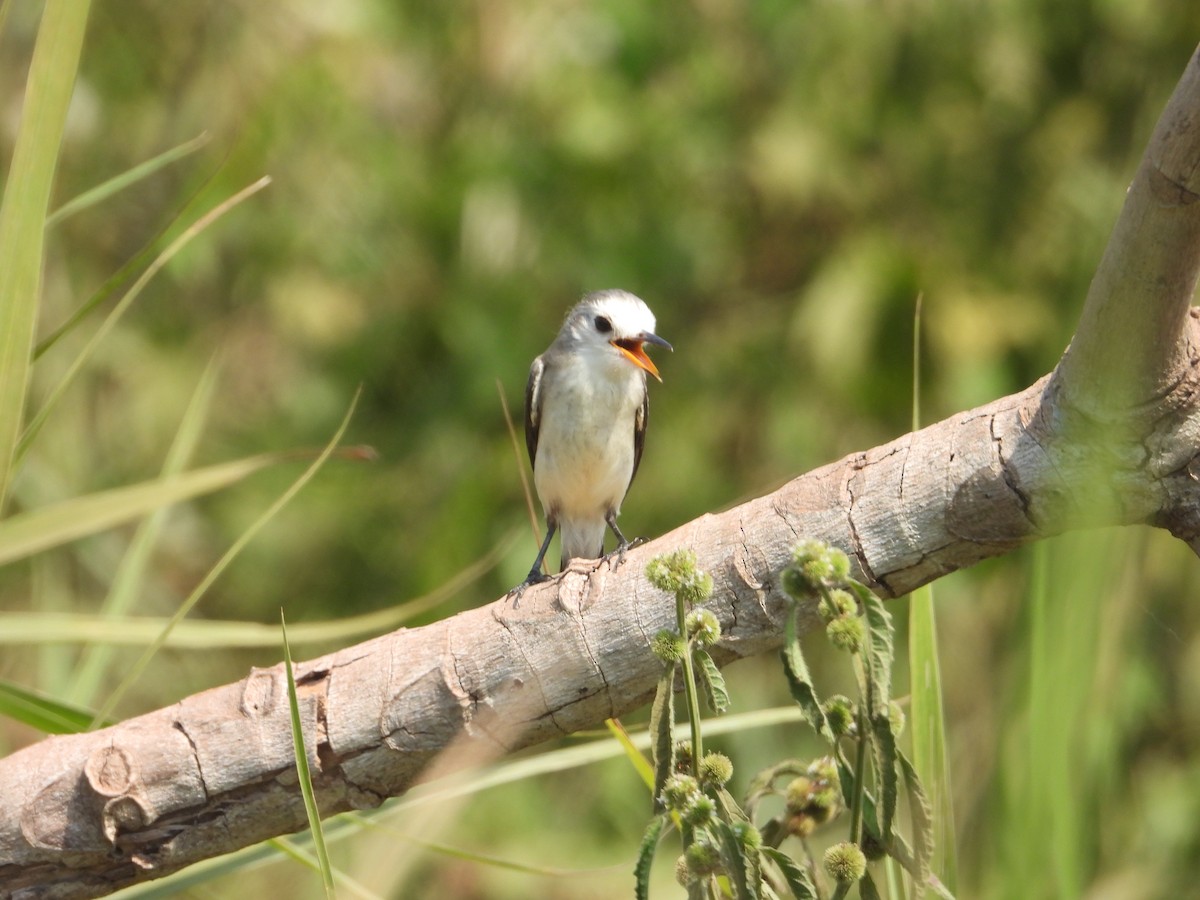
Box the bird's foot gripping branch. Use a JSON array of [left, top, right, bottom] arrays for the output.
[[635, 544, 954, 900]]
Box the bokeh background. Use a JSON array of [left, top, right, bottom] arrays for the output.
[[4, 1, 1200, 897]]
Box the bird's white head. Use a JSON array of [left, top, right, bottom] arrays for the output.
[[557, 289, 673, 381]]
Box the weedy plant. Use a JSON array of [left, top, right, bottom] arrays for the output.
[[636, 543, 952, 900]]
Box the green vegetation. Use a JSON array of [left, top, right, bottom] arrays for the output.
[[2, 1, 1199, 897]]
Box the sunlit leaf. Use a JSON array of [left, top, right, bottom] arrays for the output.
[[0, 0, 92, 509], [606, 717, 655, 793]]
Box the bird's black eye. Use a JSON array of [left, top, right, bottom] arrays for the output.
[[594, 315, 613, 333]]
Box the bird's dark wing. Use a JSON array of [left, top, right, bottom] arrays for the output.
[[629, 381, 649, 491], [524, 355, 546, 469]]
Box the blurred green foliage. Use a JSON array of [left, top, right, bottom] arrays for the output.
[[3, 0, 1200, 897]]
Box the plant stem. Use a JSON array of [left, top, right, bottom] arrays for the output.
[[677, 591, 704, 776], [847, 665, 869, 845]]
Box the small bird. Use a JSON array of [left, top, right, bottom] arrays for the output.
[[514, 290, 671, 599]]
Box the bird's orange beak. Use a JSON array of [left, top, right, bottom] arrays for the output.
[[612, 332, 672, 382]]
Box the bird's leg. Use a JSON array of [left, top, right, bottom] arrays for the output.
[[604, 510, 645, 569], [509, 521, 557, 608]]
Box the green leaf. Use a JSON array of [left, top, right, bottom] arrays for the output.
[[0, 677, 111, 734], [281, 612, 336, 899], [45, 132, 211, 228], [649, 663, 677, 810], [634, 816, 666, 900], [872, 711, 899, 844], [860, 870, 884, 900], [715, 818, 758, 900], [760, 847, 817, 900], [899, 749, 935, 898], [694, 649, 730, 715], [0, 0, 92, 509], [853, 583, 894, 715], [780, 606, 832, 740]]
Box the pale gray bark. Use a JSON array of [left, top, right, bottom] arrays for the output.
[[4, 43, 1200, 900]]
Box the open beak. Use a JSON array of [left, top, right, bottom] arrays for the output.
[[612, 332, 673, 382]]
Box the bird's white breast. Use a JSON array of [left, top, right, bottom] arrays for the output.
[[533, 352, 643, 521]]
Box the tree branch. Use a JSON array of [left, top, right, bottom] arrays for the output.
[[6, 39, 1200, 900], [1057, 45, 1200, 415]]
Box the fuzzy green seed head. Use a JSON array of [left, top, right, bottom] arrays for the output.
[[818, 588, 857, 622], [678, 570, 714, 606], [807, 756, 839, 785], [786, 811, 817, 837], [791, 539, 829, 567], [822, 694, 856, 737], [731, 820, 763, 850], [675, 740, 694, 773], [660, 774, 700, 811], [827, 548, 851, 581], [823, 842, 867, 883], [651, 629, 686, 664], [684, 839, 723, 876], [801, 556, 835, 585], [795, 756, 843, 824], [682, 794, 716, 827], [699, 751, 734, 787], [780, 565, 816, 600], [674, 854, 694, 886], [826, 615, 865, 653], [685, 609, 721, 646], [784, 776, 814, 814]]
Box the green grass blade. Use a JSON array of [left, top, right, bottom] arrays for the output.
[[45, 132, 210, 227], [0, 532, 508, 648], [90, 391, 360, 726], [281, 612, 337, 899], [0, 0, 92, 510], [907, 292, 958, 888], [0, 677, 111, 733], [908, 584, 956, 889], [65, 357, 220, 706], [17, 176, 270, 460], [269, 838, 379, 899], [0, 451, 295, 568]]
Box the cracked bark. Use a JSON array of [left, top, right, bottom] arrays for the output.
[[4, 40, 1200, 900]]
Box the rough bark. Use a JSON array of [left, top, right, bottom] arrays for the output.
[[4, 41, 1200, 900]]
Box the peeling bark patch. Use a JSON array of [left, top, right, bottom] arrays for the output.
[[240, 669, 277, 718]]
